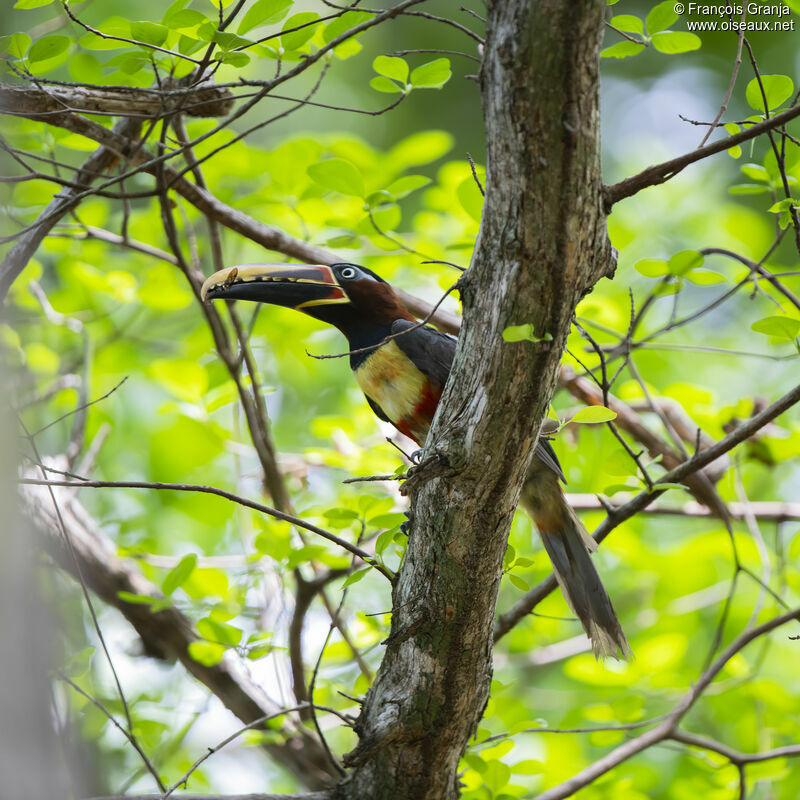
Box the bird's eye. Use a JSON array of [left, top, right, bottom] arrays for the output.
[[339, 266, 357, 280]]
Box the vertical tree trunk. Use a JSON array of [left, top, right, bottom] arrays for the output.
[[339, 1, 614, 798]]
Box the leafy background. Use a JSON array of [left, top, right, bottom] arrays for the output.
[[2, 0, 799, 797]]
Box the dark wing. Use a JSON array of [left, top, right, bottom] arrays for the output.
[[365, 394, 391, 422], [392, 319, 565, 483], [535, 437, 566, 484], [390, 320, 456, 389]]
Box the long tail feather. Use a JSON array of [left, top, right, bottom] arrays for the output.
[[521, 478, 631, 660]]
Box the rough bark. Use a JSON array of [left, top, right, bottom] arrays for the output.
[[338, 2, 612, 798]]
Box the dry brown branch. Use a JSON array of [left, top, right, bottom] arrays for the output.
[[0, 81, 234, 120], [565, 494, 800, 522]]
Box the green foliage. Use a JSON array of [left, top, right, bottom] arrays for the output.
[[3, 0, 799, 797]]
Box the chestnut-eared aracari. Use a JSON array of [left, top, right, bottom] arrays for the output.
[[201, 262, 631, 659]]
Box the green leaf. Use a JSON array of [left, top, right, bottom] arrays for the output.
[[508, 574, 530, 592], [323, 507, 360, 524], [651, 31, 701, 54], [668, 250, 704, 276], [369, 512, 407, 529], [646, 0, 679, 34], [0, 32, 31, 58], [117, 591, 160, 605], [373, 54, 408, 83], [746, 74, 794, 112], [28, 35, 70, 64], [69, 52, 103, 83], [188, 641, 226, 666], [164, 8, 207, 29], [385, 175, 430, 199], [308, 158, 365, 197], [601, 41, 646, 59], [741, 163, 770, 182], [237, 0, 293, 34], [197, 617, 243, 646], [409, 58, 452, 89], [342, 567, 370, 587], [281, 12, 319, 50], [162, 553, 197, 595], [571, 406, 617, 424], [728, 184, 770, 195], [608, 14, 644, 35], [767, 198, 797, 213], [375, 529, 396, 556], [370, 76, 403, 94], [14, 0, 54, 8], [131, 21, 168, 47], [390, 130, 453, 166], [322, 11, 372, 43], [218, 50, 250, 67], [634, 258, 669, 277], [686, 268, 726, 285], [501, 324, 553, 343], [751, 316, 800, 340], [213, 31, 254, 50]]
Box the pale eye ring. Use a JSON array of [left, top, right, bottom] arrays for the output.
[[339, 266, 357, 280]]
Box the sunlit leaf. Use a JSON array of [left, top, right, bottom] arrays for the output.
[[237, 0, 293, 34], [651, 31, 701, 54], [370, 76, 403, 93], [668, 249, 703, 276], [751, 315, 800, 340], [571, 406, 617, 423], [634, 258, 669, 277], [28, 35, 70, 63], [601, 41, 646, 59], [373, 54, 408, 83], [608, 15, 644, 34], [307, 158, 365, 197], [646, 0, 679, 33], [131, 21, 168, 47], [188, 641, 226, 666], [162, 553, 197, 595], [745, 74, 794, 112], [281, 12, 319, 50], [409, 58, 451, 89]]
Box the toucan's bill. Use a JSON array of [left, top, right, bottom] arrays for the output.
[[200, 263, 349, 309]]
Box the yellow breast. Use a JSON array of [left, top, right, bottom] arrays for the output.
[[354, 340, 427, 428]]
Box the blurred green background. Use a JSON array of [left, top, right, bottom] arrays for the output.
[[2, 1, 799, 797]]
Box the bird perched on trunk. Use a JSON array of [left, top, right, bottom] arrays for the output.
[[202, 262, 631, 659]]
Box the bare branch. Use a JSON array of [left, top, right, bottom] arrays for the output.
[[605, 103, 800, 207], [0, 81, 234, 119], [20, 476, 391, 578], [565, 493, 800, 522]]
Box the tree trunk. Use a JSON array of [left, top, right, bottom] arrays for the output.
[[338, 1, 614, 798]]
